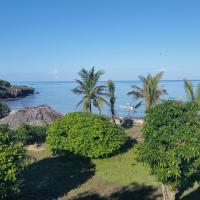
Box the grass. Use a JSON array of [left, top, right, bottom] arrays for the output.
[[19, 126, 200, 200], [94, 148, 157, 186]]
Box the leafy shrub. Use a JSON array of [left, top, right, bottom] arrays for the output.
[[0, 103, 10, 119], [14, 124, 47, 145], [14, 124, 33, 145], [0, 80, 10, 87], [31, 125, 47, 144], [136, 101, 200, 198], [47, 112, 127, 158], [0, 124, 27, 199]]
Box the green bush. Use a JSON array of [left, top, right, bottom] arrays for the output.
[[47, 112, 127, 158], [0, 103, 10, 119], [31, 125, 47, 144], [0, 124, 27, 199], [0, 80, 10, 87], [14, 124, 47, 145], [137, 101, 200, 198]]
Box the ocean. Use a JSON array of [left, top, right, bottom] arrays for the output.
[[2, 80, 200, 117]]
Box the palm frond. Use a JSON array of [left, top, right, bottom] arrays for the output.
[[78, 68, 89, 81], [72, 67, 105, 113], [195, 83, 200, 106], [134, 101, 143, 109], [71, 87, 86, 95], [184, 79, 195, 101], [127, 90, 143, 99], [76, 98, 85, 109], [154, 71, 164, 82]]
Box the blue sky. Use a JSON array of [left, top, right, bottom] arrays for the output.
[[0, 0, 200, 81]]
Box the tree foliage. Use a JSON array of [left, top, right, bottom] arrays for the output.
[[14, 123, 47, 145], [0, 124, 27, 199], [128, 72, 166, 112], [47, 112, 127, 158], [72, 67, 108, 113], [0, 80, 11, 87], [184, 79, 200, 106], [136, 101, 200, 199], [0, 103, 10, 119]]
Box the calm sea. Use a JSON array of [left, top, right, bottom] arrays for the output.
[[2, 81, 200, 117]]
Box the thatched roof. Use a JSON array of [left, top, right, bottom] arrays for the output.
[[0, 105, 62, 129]]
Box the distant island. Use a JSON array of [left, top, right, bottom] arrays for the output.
[[0, 79, 35, 99]]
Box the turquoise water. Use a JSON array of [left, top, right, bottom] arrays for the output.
[[2, 81, 200, 117]]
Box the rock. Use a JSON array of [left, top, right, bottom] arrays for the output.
[[122, 117, 133, 128], [113, 117, 144, 127], [112, 117, 133, 128], [134, 118, 144, 126], [0, 80, 35, 99], [0, 105, 62, 129], [114, 118, 123, 125]]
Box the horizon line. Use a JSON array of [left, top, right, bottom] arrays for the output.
[[10, 79, 200, 83]]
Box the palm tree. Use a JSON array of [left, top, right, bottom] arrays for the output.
[[107, 80, 116, 123], [184, 79, 200, 105], [72, 67, 108, 113], [128, 72, 167, 112]]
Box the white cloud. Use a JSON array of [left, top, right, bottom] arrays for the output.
[[51, 68, 60, 79]]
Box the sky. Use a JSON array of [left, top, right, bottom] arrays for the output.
[[0, 0, 200, 81]]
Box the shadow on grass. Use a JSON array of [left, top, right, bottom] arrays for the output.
[[74, 183, 161, 200], [115, 137, 137, 155], [181, 187, 200, 200], [19, 155, 95, 200]]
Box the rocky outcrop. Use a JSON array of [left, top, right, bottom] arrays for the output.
[[0, 105, 62, 129], [114, 117, 144, 127], [0, 80, 35, 99]]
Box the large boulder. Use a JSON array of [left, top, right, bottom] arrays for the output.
[[0, 80, 35, 99], [0, 105, 62, 129]]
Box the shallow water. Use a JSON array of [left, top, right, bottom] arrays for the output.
[[2, 80, 200, 117]]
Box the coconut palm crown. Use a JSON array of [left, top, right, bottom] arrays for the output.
[[184, 79, 200, 105], [72, 67, 108, 113], [127, 72, 167, 112]]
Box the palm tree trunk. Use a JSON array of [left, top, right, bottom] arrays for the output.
[[145, 97, 151, 112], [111, 115, 115, 124], [89, 103, 92, 113]]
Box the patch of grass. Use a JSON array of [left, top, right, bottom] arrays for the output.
[[125, 126, 143, 141], [94, 148, 157, 186], [21, 126, 200, 200], [27, 143, 52, 161], [21, 126, 160, 200]]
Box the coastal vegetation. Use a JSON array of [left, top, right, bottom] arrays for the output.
[[137, 101, 200, 200], [0, 103, 10, 119], [47, 112, 127, 158], [14, 124, 47, 145], [2, 70, 200, 200], [0, 80, 11, 87], [184, 79, 200, 105], [0, 124, 27, 199], [72, 67, 108, 113], [0, 79, 34, 99], [127, 71, 167, 112]]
